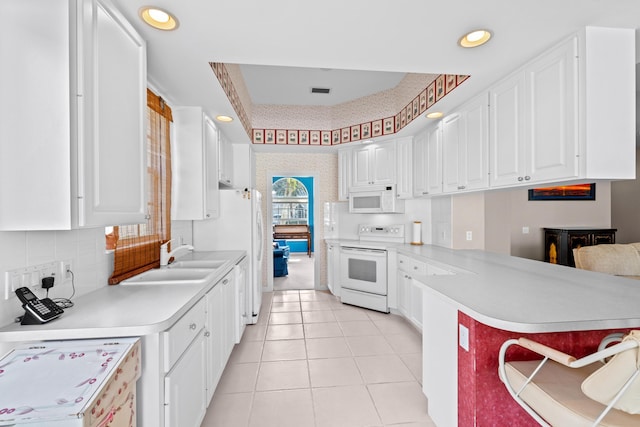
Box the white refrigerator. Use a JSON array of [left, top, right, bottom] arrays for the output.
[[194, 189, 264, 324]]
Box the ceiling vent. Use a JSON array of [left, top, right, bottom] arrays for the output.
[[311, 87, 331, 94]]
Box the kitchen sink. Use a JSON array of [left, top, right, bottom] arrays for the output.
[[166, 259, 227, 269], [121, 268, 217, 285]]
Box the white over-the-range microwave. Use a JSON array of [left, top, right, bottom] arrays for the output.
[[348, 185, 405, 213]]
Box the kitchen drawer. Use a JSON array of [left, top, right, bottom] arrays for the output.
[[163, 298, 206, 372], [426, 264, 454, 276], [398, 254, 427, 276]]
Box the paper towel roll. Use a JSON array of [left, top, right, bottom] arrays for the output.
[[411, 221, 423, 245]]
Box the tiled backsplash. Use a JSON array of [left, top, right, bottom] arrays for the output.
[[0, 221, 194, 328]]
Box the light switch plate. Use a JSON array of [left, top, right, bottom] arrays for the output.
[[3, 261, 60, 300], [459, 324, 470, 351]]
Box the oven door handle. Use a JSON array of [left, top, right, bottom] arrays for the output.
[[340, 246, 387, 256]]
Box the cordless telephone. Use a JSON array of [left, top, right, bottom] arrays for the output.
[[15, 287, 64, 324]]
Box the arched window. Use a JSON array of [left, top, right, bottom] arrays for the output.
[[272, 178, 309, 225]]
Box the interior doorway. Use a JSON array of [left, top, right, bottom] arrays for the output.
[[271, 176, 315, 291]]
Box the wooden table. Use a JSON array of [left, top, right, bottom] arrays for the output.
[[273, 225, 311, 257]]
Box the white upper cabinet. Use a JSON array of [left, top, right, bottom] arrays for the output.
[[414, 125, 443, 197], [442, 94, 489, 193], [425, 125, 444, 196], [338, 148, 352, 201], [0, 0, 147, 230], [490, 37, 578, 187], [490, 28, 635, 187], [395, 137, 414, 199], [442, 113, 464, 193], [413, 130, 428, 197], [172, 107, 220, 220], [351, 141, 396, 187], [489, 72, 526, 187]]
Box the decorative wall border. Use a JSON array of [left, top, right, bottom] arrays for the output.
[[210, 62, 468, 145]]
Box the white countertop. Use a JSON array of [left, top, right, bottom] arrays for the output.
[[0, 251, 246, 342], [393, 245, 640, 333]]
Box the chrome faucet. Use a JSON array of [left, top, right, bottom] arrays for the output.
[[160, 239, 195, 266]]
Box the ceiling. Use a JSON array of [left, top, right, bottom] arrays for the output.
[[111, 0, 640, 146], [240, 65, 406, 106]]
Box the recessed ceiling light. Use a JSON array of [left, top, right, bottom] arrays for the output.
[[426, 112, 443, 119], [458, 29, 492, 48], [139, 6, 179, 31], [215, 115, 234, 123]]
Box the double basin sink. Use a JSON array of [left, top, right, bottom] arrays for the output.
[[121, 259, 229, 285]]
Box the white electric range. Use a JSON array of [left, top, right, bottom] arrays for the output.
[[339, 224, 405, 312]]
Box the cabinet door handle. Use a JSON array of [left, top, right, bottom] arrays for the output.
[[524, 176, 531, 181], [223, 279, 229, 285], [422, 191, 429, 195], [517, 176, 524, 182], [457, 185, 466, 190], [189, 323, 197, 330], [204, 330, 211, 337]]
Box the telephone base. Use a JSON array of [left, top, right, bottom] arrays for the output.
[[19, 311, 45, 325]]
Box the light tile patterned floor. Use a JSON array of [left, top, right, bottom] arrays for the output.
[[201, 290, 436, 427]]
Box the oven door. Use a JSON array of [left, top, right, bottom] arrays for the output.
[[339, 246, 387, 295]]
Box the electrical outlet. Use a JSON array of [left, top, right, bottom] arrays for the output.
[[62, 261, 72, 279], [459, 324, 470, 351], [466, 231, 472, 241], [522, 226, 530, 234]]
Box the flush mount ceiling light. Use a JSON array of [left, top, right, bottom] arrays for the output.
[[458, 29, 492, 48], [215, 115, 234, 123], [426, 111, 443, 119], [139, 6, 179, 31]]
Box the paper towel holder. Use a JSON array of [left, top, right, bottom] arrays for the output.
[[411, 221, 424, 245]]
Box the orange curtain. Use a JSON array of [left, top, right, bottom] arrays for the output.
[[108, 89, 173, 284]]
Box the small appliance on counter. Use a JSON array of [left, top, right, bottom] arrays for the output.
[[0, 337, 141, 426]]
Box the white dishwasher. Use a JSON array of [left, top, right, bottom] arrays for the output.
[[0, 337, 141, 426]]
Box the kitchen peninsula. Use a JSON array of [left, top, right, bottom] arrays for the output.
[[391, 245, 640, 426]]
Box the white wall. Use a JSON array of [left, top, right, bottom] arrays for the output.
[[611, 149, 640, 243], [433, 182, 612, 260]]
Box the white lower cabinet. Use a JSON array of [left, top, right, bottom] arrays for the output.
[[164, 330, 207, 427], [326, 242, 341, 297], [397, 270, 423, 331], [396, 253, 456, 331], [205, 269, 237, 403], [135, 268, 243, 427], [162, 298, 207, 427], [235, 257, 249, 342]]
